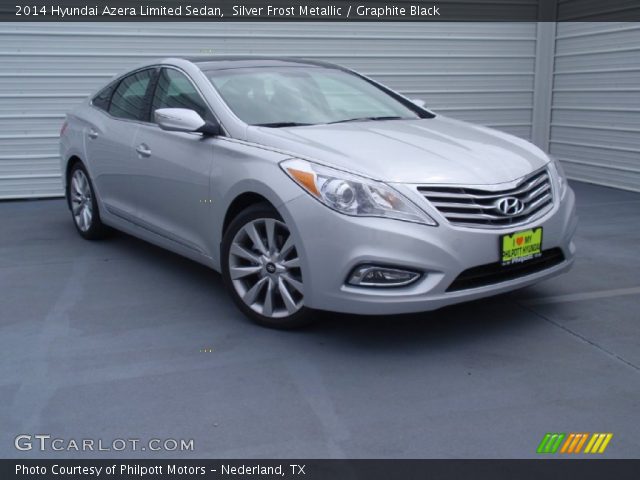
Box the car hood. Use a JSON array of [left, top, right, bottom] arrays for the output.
[[247, 116, 550, 185]]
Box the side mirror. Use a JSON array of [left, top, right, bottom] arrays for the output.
[[154, 108, 221, 136], [198, 121, 223, 136], [410, 98, 427, 108]]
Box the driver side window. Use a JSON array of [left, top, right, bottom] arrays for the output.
[[152, 69, 213, 122]]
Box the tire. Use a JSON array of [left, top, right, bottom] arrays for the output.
[[221, 203, 313, 329], [68, 162, 108, 240]]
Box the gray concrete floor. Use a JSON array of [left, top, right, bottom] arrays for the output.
[[1, 181, 639, 459]]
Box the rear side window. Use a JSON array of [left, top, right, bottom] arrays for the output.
[[109, 69, 155, 121], [92, 82, 116, 111], [151, 68, 212, 122]]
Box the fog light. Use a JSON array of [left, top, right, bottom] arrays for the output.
[[347, 265, 421, 287]]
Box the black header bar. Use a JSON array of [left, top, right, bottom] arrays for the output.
[[3, 0, 640, 22], [3, 459, 640, 480]]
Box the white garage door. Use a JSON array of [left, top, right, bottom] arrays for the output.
[[550, 23, 640, 192], [0, 22, 537, 199]]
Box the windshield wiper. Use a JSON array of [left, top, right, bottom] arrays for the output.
[[255, 117, 408, 127], [254, 122, 313, 128], [327, 116, 407, 125]]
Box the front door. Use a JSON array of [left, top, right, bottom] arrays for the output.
[[132, 68, 216, 256]]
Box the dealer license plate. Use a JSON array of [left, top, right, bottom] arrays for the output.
[[501, 227, 543, 266]]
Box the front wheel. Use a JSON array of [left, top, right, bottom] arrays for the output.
[[221, 204, 313, 329]]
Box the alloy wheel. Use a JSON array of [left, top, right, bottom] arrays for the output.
[[228, 218, 304, 319], [70, 169, 93, 232]]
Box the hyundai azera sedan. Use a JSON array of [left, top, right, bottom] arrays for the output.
[[60, 56, 577, 328]]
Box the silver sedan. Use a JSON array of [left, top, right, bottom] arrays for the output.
[[59, 56, 577, 328]]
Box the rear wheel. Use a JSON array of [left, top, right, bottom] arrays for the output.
[[221, 204, 313, 329], [68, 163, 108, 240]]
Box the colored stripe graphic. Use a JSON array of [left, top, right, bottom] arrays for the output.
[[538, 433, 612, 454], [560, 433, 589, 454], [537, 433, 565, 453], [537, 434, 552, 453], [574, 433, 589, 453], [560, 433, 575, 453], [584, 433, 613, 454]]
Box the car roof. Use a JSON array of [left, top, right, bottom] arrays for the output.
[[181, 55, 342, 72]]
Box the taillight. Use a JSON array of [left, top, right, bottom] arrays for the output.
[[60, 121, 68, 137]]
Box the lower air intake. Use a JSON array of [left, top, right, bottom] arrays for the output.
[[446, 248, 565, 292]]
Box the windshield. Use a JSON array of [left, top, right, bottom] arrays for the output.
[[206, 66, 426, 126]]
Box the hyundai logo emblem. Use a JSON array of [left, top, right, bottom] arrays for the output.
[[495, 196, 525, 216]]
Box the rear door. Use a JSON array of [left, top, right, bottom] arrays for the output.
[[85, 68, 157, 222], [131, 67, 217, 256]]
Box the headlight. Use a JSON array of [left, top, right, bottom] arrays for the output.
[[548, 157, 568, 199], [281, 159, 437, 226]]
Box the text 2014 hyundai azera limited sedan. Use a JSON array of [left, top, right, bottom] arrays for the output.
[[60, 56, 577, 328]]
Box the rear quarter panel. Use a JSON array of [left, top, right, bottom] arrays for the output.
[[59, 101, 92, 198]]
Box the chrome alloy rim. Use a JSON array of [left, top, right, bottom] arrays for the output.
[[229, 218, 304, 318], [70, 169, 93, 232]]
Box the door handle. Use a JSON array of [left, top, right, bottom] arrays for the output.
[[136, 144, 151, 157], [88, 128, 99, 139]]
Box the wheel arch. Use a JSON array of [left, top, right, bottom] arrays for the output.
[[64, 155, 84, 209], [222, 192, 276, 237]]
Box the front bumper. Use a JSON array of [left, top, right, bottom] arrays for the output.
[[279, 186, 577, 315]]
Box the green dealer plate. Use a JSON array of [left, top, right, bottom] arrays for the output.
[[501, 227, 543, 266]]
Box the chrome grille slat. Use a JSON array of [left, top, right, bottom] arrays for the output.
[[432, 184, 550, 210], [442, 192, 552, 221], [522, 183, 551, 202], [431, 202, 496, 210], [421, 171, 548, 200], [418, 169, 554, 228]]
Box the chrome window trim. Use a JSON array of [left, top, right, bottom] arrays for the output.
[[91, 66, 158, 125], [89, 64, 228, 136]]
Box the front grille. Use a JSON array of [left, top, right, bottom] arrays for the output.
[[418, 169, 553, 228], [446, 248, 565, 292]]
